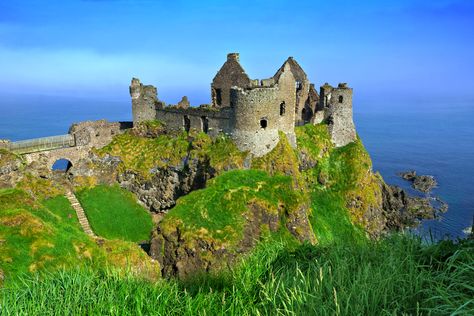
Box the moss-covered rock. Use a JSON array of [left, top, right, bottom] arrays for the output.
[[0, 149, 24, 189], [150, 170, 312, 278]]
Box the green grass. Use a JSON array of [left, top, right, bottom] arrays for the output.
[[160, 169, 304, 248], [309, 191, 366, 245], [0, 189, 94, 278], [2, 236, 472, 315], [0, 188, 160, 284], [42, 195, 82, 230], [96, 130, 246, 179], [76, 185, 153, 242]]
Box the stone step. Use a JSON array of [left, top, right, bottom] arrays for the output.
[[65, 190, 96, 237]]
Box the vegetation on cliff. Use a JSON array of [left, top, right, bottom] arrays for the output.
[[96, 125, 247, 179], [1, 120, 472, 314]]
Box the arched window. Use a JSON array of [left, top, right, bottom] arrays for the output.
[[338, 95, 343, 103], [260, 119, 268, 129], [280, 101, 286, 116]]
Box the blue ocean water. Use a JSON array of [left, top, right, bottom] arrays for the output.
[[1, 94, 473, 238], [355, 102, 474, 239]]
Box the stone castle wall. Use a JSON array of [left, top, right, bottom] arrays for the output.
[[230, 62, 297, 156], [156, 107, 233, 137], [25, 120, 127, 169], [130, 78, 161, 123], [130, 53, 356, 156], [211, 53, 251, 108], [323, 83, 356, 147]]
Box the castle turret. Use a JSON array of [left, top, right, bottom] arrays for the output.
[[130, 78, 161, 124], [230, 62, 297, 157], [321, 82, 356, 147]]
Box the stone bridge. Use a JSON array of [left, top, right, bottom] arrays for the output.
[[1, 120, 131, 170]]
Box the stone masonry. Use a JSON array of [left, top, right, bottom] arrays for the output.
[[130, 53, 357, 156], [24, 120, 126, 170]]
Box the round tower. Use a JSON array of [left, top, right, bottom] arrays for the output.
[[230, 63, 297, 157]]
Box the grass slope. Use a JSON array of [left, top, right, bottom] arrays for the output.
[[0, 188, 160, 285], [76, 185, 153, 242], [96, 129, 247, 178]]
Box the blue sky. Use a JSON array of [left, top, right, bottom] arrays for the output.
[[0, 0, 473, 105]]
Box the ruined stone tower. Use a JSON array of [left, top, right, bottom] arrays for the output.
[[320, 83, 356, 147], [130, 78, 163, 123], [130, 53, 357, 156]]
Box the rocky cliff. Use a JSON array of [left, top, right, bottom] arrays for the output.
[[1, 120, 442, 279]]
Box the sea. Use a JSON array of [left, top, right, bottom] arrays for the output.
[[1, 93, 473, 239]]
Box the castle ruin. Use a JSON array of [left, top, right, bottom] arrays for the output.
[[130, 53, 356, 156]]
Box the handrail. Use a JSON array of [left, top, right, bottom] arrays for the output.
[[3, 134, 76, 154]]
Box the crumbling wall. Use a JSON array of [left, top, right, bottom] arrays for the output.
[[156, 107, 233, 137], [24, 120, 128, 170], [211, 53, 251, 108], [322, 83, 356, 147], [130, 78, 162, 123], [231, 62, 297, 157], [69, 120, 123, 148], [310, 84, 324, 124]]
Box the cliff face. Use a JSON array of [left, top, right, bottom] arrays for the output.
[[1, 120, 437, 280], [79, 122, 391, 276]]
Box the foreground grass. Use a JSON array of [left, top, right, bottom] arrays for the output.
[[2, 236, 473, 315], [76, 185, 153, 242]]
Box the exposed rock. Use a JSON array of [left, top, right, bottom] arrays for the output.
[[399, 170, 437, 193], [380, 181, 444, 231], [298, 151, 317, 172], [399, 170, 416, 181], [130, 121, 166, 138], [70, 153, 121, 186], [413, 175, 437, 193], [118, 158, 215, 213], [0, 150, 24, 188], [150, 200, 315, 279], [285, 203, 317, 244]]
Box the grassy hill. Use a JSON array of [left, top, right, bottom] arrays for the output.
[[1, 121, 472, 314], [0, 184, 160, 285]]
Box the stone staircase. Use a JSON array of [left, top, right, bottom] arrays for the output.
[[65, 191, 95, 236]]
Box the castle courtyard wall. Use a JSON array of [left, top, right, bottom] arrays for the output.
[[156, 107, 233, 137]]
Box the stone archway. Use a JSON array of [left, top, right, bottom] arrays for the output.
[[51, 158, 73, 172]]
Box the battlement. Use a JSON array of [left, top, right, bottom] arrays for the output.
[[130, 53, 356, 156]]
